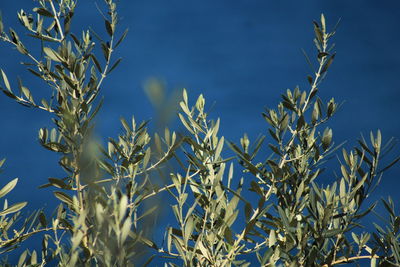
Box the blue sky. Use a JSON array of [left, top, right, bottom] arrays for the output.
[[0, 0, 399, 264]]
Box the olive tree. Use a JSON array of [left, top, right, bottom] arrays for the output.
[[0, 1, 399, 266]]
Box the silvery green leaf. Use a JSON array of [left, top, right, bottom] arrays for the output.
[[1, 69, 12, 92], [33, 7, 53, 17], [0, 201, 27, 216], [43, 47, 62, 62], [54, 191, 73, 207], [0, 178, 18, 198]]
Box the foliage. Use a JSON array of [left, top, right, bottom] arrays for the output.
[[0, 1, 399, 266]]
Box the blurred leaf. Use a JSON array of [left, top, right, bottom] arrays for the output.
[[144, 78, 165, 108]]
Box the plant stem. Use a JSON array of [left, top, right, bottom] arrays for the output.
[[49, 0, 65, 41], [278, 40, 328, 169], [323, 254, 380, 266]]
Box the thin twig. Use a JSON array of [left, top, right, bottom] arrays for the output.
[[323, 254, 380, 266], [0, 226, 69, 254], [49, 0, 65, 41], [278, 36, 329, 169]]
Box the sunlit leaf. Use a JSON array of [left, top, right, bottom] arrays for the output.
[[54, 191, 74, 207], [0, 178, 19, 198], [33, 7, 53, 17], [43, 47, 62, 62], [0, 201, 27, 216]]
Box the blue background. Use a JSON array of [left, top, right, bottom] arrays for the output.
[[0, 0, 399, 264]]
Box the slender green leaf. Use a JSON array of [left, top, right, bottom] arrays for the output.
[[1, 69, 11, 92], [43, 47, 62, 62], [106, 58, 122, 75], [0, 201, 27, 216], [33, 7, 53, 18], [54, 191, 74, 207], [0, 178, 18, 198]]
